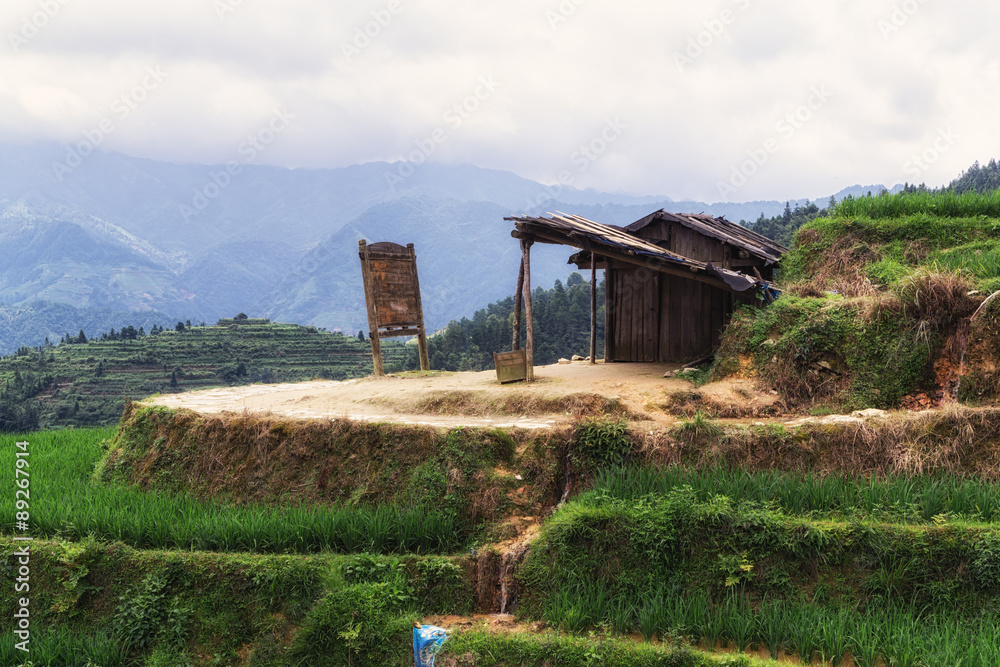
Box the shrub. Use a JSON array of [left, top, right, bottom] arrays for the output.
[[572, 417, 635, 468]]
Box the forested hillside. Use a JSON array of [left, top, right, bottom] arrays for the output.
[[425, 272, 605, 371], [745, 200, 828, 248], [948, 159, 1000, 194]]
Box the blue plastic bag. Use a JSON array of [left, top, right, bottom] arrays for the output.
[[413, 624, 449, 667]]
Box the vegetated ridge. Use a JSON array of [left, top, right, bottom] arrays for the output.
[[711, 187, 1000, 411], [0, 316, 412, 432]]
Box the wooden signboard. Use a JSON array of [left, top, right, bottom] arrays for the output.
[[358, 240, 430, 375], [493, 350, 527, 384]]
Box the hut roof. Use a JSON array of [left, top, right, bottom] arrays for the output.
[[624, 210, 787, 265], [506, 211, 779, 296]]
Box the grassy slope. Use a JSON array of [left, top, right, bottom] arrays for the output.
[[14, 411, 1000, 664], [512, 415, 1000, 667], [100, 404, 564, 540], [15, 413, 1000, 665], [712, 190, 1000, 410], [0, 428, 772, 667]]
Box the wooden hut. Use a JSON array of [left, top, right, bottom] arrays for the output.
[[506, 210, 786, 367]]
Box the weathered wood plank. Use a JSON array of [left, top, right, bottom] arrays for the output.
[[494, 350, 527, 384], [512, 256, 524, 351], [359, 240, 384, 376], [590, 258, 597, 364], [522, 239, 535, 382]]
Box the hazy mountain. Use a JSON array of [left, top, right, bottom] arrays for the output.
[[0, 301, 177, 354], [0, 141, 888, 352], [264, 197, 573, 334]]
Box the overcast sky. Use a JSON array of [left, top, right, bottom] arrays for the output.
[[1, 0, 997, 203]]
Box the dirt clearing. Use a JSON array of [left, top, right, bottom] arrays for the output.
[[145, 361, 736, 428]]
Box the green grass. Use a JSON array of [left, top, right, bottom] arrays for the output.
[[512, 456, 1000, 666], [0, 627, 127, 667], [439, 628, 768, 666], [0, 428, 464, 554], [782, 192, 1000, 290], [585, 464, 1000, 523], [834, 188, 1000, 219], [930, 240, 1000, 281], [521, 577, 1000, 666]]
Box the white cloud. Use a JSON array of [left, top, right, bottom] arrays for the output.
[[0, 0, 997, 202]]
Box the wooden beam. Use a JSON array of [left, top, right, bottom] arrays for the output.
[[521, 238, 535, 382], [512, 256, 524, 351], [358, 240, 384, 376], [590, 256, 597, 364], [408, 243, 430, 372], [511, 230, 560, 244]]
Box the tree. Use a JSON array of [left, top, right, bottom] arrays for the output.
[[357, 330, 365, 341], [175, 322, 186, 332], [169, 370, 178, 388], [78, 329, 87, 344]]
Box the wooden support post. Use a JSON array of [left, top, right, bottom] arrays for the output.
[[521, 239, 534, 382], [512, 256, 524, 351], [605, 264, 613, 362], [407, 243, 431, 371], [358, 240, 384, 376], [590, 256, 598, 364]]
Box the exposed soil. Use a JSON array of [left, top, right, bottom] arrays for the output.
[[145, 360, 782, 429]]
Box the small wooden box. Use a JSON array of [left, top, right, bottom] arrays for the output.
[[494, 350, 527, 384]]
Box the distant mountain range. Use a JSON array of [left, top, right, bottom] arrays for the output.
[[0, 141, 899, 353]]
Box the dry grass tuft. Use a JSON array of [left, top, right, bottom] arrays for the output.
[[641, 406, 1000, 480], [406, 391, 629, 419], [788, 235, 883, 297], [892, 268, 979, 327]]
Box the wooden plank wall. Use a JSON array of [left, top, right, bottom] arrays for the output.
[[608, 263, 659, 362], [633, 222, 732, 268], [608, 261, 735, 363], [668, 226, 727, 264]]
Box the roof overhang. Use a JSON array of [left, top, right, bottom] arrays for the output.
[[507, 212, 779, 297]]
